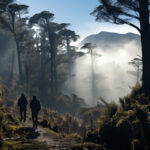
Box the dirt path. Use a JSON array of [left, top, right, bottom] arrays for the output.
[[4, 121, 71, 150], [23, 120, 71, 150], [34, 126, 71, 150]]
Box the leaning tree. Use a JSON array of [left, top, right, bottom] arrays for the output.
[[91, 0, 150, 94]]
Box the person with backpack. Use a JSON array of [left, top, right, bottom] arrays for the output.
[[30, 96, 41, 129], [18, 93, 28, 122]]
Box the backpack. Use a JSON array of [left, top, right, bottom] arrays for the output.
[[30, 99, 41, 112]]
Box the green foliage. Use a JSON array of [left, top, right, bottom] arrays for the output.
[[78, 106, 104, 120], [0, 107, 4, 149], [119, 84, 149, 110], [0, 106, 21, 149], [106, 102, 118, 118], [40, 107, 82, 135], [0, 102, 49, 150], [83, 86, 150, 150], [91, 0, 141, 32], [99, 97, 118, 118], [65, 133, 82, 144], [131, 139, 142, 150], [71, 142, 106, 150]]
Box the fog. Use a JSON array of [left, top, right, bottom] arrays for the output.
[[0, 31, 19, 81], [0, 30, 142, 106], [62, 41, 142, 106]]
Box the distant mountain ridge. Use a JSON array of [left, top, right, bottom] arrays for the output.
[[80, 31, 140, 50]]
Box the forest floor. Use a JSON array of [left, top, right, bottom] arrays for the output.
[[31, 124, 71, 150], [3, 120, 71, 150], [22, 121, 71, 150]]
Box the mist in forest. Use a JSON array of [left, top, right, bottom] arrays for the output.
[[0, 32, 18, 80], [0, 30, 141, 106], [62, 40, 141, 105]]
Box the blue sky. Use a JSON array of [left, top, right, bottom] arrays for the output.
[[16, 0, 139, 40]]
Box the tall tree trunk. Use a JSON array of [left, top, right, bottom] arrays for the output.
[[90, 48, 95, 102], [47, 22, 58, 97], [9, 48, 15, 84], [51, 52, 54, 94], [53, 35, 58, 93], [54, 50, 58, 93], [49, 36, 55, 95], [15, 35, 23, 84], [47, 21, 55, 96], [39, 38, 47, 101], [25, 63, 29, 96], [12, 13, 23, 84], [66, 36, 70, 53], [66, 36, 72, 79], [139, 0, 150, 94], [53, 35, 58, 94]]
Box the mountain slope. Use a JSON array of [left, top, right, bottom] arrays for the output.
[[80, 31, 140, 50]]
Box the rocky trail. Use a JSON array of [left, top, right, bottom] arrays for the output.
[[34, 125, 71, 150], [23, 120, 71, 150], [3, 121, 71, 150]]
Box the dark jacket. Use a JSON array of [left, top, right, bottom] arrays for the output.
[[30, 99, 41, 113], [18, 96, 28, 109]]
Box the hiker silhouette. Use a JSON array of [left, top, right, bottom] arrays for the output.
[[30, 96, 41, 129], [18, 93, 28, 122]]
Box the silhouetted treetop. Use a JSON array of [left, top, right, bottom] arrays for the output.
[[0, 0, 14, 7], [49, 22, 68, 33], [0, 0, 14, 13], [91, 0, 141, 32], [59, 29, 80, 42], [10, 4, 29, 15], [29, 11, 54, 25], [81, 43, 96, 51]]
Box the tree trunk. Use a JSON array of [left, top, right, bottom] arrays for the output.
[[15, 36, 23, 84], [66, 36, 70, 53], [53, 35, 58, 94], [54, 49, 58, 93], [12, 13, 23, 84], [51, 51, 54, 94], [9, 48, 15, 84], [39, 39, 47, 102], [49, 35, 55, 95], [139, 0, 150, 94]]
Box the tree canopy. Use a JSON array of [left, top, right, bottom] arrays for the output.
[[91, 0, 142, 33]]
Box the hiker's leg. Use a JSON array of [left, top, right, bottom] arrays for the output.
[[32, 113, 37, 129], [24, 109, 26, 122], [20, 108, 23, 121], [32, 113, 35, 128], [35, 114, 38, 128]]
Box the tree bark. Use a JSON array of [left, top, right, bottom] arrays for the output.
[[66, 36, 70, 53], [11, 12, 23, 84], [139, 0, 150, 94], [9, 48, 15, 84], [15, 35, 23, 84], [49, 35, 56, 95], [39, 34, 47, 101]]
